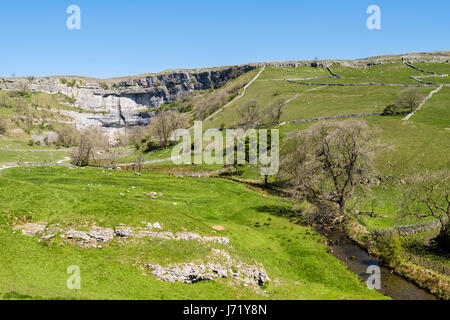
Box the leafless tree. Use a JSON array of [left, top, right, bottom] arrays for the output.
[[268, 98, 285, 125], [280, 120, 375, 225], [71, 127, 108, 166], [148, 110, 187, 148], [402, 170, 450, 251], [17, 80, 30, 96], [56, 125, 80, 148], [133, 154, 145, 172], [238, 99, 260, 127], [0, 117, 8, 134]]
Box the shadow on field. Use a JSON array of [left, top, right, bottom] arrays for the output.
[[253, 205, 308, 225]]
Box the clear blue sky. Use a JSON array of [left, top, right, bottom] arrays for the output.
[[0, 0, 448, 78]]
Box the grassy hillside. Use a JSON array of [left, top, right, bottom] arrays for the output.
[[0, 166, 385, 300], [0, 56, 449, 300]]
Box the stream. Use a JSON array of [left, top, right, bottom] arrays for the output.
[[323, 230, 437, 300]]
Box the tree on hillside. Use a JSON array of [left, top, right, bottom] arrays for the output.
[[238, 99, 260, 127], [280, 120, 375, 226], [268, 98, 285, 125], [71, 127, 108, 166], [0, 117, 8, 134], [395, 88, 423, 114], [148, 110, 187, 149], [402, 170, 450, 252], [17, 81, 30, 97]]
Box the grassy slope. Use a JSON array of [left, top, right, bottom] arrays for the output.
[[351, 89, 450, 230], [204, 64, 434, 129], [0, 166, 385, 300], [306, 63, 425, 84]]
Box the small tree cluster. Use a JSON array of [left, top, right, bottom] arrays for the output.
[[384, 88, 423, 115], [71, 127, 108, 166], [55, 125, 79, 148], [148, 110, 187, 149]]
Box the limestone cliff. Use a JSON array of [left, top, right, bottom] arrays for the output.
[[0, 65, 255, 136]]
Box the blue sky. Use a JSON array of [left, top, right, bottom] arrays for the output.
[[0, 0, 448, 78]]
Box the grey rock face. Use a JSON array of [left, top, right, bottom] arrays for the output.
[[0, 66, 254, 138]]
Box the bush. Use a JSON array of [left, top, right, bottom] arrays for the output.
[[144, 139, 160, 153], [376, 233, 404, 265]]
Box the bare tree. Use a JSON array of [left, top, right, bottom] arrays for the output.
[[148, 110, 187, 148], [395, 88, 423, 114], [71, 127, 108, 166], [26, 76, 35, 84], [133, 154, 145, 172], [17, 80, 30, 97], [0, 117, 8, 134], [268, 98, 285, 125], [238, 99, 260, 127], [56, 124, 79, 148], [280, 120, 375, 225], [402, 170, 450, 251]]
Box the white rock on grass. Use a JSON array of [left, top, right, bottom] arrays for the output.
[[153, 222, 162, 229]]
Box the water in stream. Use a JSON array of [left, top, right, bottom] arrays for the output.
[[325, 230, 437, 300]]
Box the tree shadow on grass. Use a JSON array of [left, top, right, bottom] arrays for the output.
[[253, 205, 308, 226]]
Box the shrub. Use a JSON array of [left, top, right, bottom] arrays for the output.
[[0, 117, 8, 134], [376, 233, 404, 265]]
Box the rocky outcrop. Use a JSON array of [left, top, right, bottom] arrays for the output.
[[13, 221, 230, 248], [145, 249, 269, 286], [0, 65, 255, 137]]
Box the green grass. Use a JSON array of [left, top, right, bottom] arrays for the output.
[[0, 166, 386, 300], [0, 150, 69, 163], [258, 66, 330, 80], [413, 87, 450, 129], [412, 62, 450, 75], [305, 63, 426, 84]]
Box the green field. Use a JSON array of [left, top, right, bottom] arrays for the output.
[[0, 56, 449, 300], [0, 166, 385, 300]]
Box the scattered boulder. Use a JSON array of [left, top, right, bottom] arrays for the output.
[[114, 227, 134, 238], [65, 229, 91, 242]]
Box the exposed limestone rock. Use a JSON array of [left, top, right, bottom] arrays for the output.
[[65, 229, 91, 242], [145, 249, 269, 286], [0, 66, 254, 140], [13, 222, 230, 248], [13, 222, 47, 236], [114, 227, 134, 238], [87, 226, 115, 242]]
